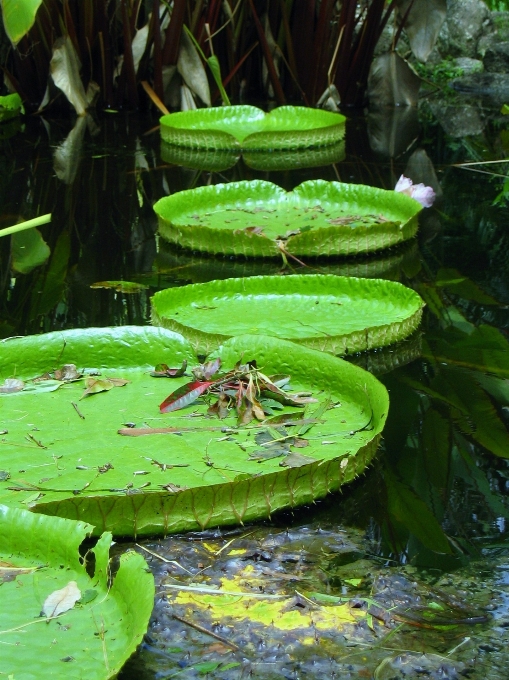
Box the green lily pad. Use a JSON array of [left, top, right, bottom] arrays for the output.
[[154, 179, 422, 257], [0, 504, 154, 679], [0, 328, 388, 537], [0, 93, 23, 123], [159, 105, 346, 150], [151, 274, 424, 357]]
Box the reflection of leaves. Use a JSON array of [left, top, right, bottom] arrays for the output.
[[90, 280, 149, 293], [80, 377, 129, 400], [435, 268, 498, 305], [424, 325, 509, 378], [422, 408, 450, 489], [42, 580, 81, 618], [384, 467, 452, 554]]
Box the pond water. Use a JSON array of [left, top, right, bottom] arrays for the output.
[[1, 98, 509, 679]]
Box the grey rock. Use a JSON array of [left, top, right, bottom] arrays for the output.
[[428, 100, 485, 137], [438, 0, 490, 58], [450, 71, 509, 103], [483, 41, 509, 72], [453, 57, 484, 74]]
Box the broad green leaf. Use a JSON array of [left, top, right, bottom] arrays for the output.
[[0, 92, 23, 111], [151, 274, 424, 356], [207, 55, 231, 106], [160, 105, 345, 148], [11, 227, 50, 274], [384, 468, 452, 554], [423, 324, 509, 378], [0, 328, 388, 536], [435, 268, 498, 305], [0, 0, 42, 43], [154, 179, 422, 257], [421, 408, 450, 489], [0, 504, 154, 678], [0, 92, 23, 122], [29, 228, 70, 319]]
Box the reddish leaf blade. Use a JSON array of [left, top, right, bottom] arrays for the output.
[[160, 380, 215, 413]]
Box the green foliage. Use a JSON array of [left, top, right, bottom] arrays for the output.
[[412, 57, 467, 85], [0, 0, 42, 43]]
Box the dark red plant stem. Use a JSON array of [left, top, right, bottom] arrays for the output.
[[291, 0, 315, 102], [311, 0, 334, 103], [248, 0, 286, 105], [162, 0, 187, 66], [120, 0, 138, 107], [152, 0, 164, 100]]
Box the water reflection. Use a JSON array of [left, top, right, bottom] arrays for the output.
[[0, 102, 508, 679]]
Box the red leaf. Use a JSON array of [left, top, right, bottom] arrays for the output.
[[159, 380, 215, 413]]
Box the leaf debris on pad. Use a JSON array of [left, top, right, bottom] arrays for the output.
[[80, 376, 129, 399], [42, 580, 81, 618], [159, 358, 317, 424]]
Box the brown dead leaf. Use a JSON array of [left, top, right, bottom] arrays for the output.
[[42, 580, 81, 617], [0, 378, 24, 393], [80, 376, 129, 399], [0, 560, 39, 583]]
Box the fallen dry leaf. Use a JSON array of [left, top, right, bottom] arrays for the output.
[[80, 376, 129, 399], [42, 580, 81, 618], [0, 560, 39, 583]]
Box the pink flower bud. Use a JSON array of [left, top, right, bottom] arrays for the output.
[[394, 174, 436, 208]]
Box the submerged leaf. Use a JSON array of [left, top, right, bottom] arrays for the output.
[[160, 380, 215, 413], [42, 580, 81, 617], [90, 280, 149, 293]]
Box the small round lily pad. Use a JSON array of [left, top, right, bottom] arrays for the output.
[[151, 274, 424, 357], [159, 105, 346, 151], [153, 179, 422, 257]]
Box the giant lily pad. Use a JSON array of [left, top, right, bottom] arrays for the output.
[[0, 504, 154, 679], [151, 274, 424, 357], [154, 179, 422, 257], [0, 328, 388, 536], [159, 105, 346, 151]]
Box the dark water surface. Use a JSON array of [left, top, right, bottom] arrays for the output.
[[1, 101, 509, 678]]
